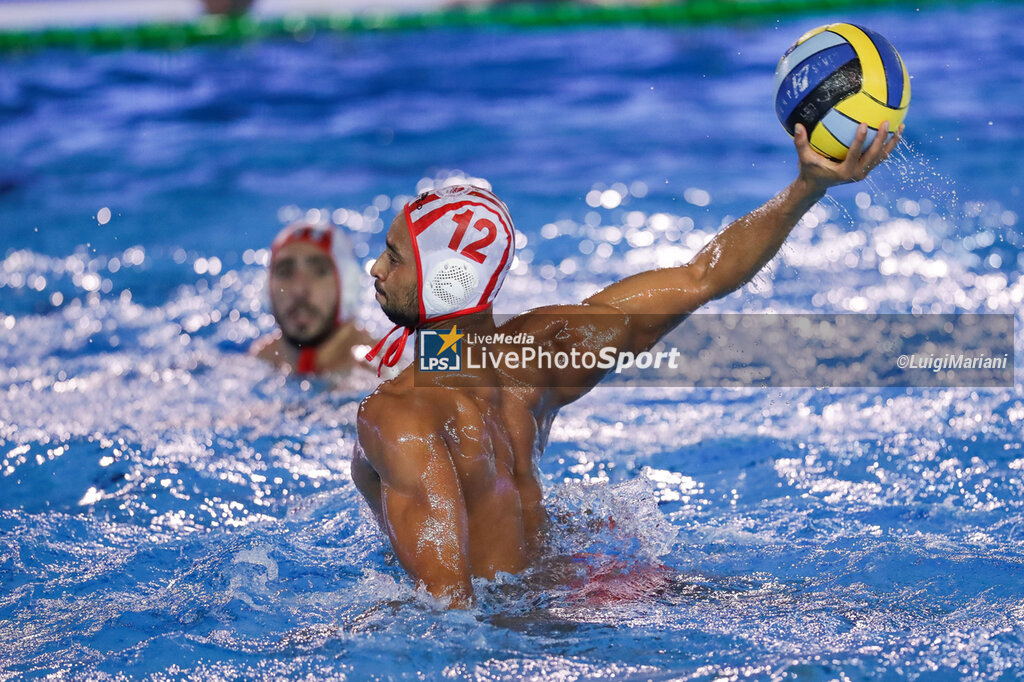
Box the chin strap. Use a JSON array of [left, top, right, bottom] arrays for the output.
[[365, 324, 412, 377], [296, 347, 317, 374]]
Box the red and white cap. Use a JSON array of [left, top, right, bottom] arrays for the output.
[[366, 184, 515, 374], [270, 220, 362, 325], [269, 220, 363, 374]]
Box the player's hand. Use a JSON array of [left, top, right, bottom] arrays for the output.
[[795, 121, 903, 192]]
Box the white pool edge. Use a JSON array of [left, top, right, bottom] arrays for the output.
[[0, 0, 452, 30]]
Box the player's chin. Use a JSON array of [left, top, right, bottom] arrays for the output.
[[284, 320, 330, 344], [381, 302, 417, 329]]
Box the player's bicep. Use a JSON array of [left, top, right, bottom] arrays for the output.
[[582, 262, 714, 318], [511, 305, 631, 406], [351, 442, 383, 523]]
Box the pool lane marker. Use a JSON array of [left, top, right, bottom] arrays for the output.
[[0, 0, 994, 54]]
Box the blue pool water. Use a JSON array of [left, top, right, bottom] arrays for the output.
[[2, 5, 1023, 679]]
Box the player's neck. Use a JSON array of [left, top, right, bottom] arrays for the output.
[[281, 333, 324, 354], [420, 308, 495, 334], [280, 321, 346, 362]]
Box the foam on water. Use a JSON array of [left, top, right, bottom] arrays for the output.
[[2, 173, 1022, 677]]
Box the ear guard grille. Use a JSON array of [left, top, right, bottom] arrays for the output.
[[423, 258, 479, 315]]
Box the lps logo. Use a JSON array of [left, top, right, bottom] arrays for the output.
[[419, 325, 464, 371]]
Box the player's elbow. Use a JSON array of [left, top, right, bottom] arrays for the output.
[[447, 594, 472, 609], [441, 585, 473, 609], [418, 576, 474, 609], [678, 258, 720, 308]]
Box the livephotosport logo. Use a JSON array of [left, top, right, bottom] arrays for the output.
[[419, 325, 464, 372]]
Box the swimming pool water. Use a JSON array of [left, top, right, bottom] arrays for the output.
[[1, 5, 1023, 679]]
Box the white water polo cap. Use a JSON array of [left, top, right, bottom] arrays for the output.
[[365, 184, 515, 374], [269, 219, 363, 325], [408, 184, 515, 323]]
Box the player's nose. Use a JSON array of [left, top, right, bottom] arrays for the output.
[[369, 253, 386, 280], [287, 269, 314, 297]]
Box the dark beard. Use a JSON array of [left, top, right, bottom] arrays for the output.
[[282, 319, 337, 350], [381, 300, 419, 329], [378, 285, 419, 329]]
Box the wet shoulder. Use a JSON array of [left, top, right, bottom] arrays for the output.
[[359, 381, 499, 442], [496, 302, 625, 348], [355, 383, 454, 475], [357, 382, 459, 441]]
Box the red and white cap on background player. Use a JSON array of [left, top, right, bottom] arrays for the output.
[[366, 184, 515, 375], [269, 219, 363, 373]]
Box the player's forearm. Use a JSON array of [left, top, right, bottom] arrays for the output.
[[381, 487, 474, 608], [573, 177, 829, 369], [691, 176, 825, 301], [584, 177, 825, 322], [387, 528, 474, 606], [397, 551, 474, 608]]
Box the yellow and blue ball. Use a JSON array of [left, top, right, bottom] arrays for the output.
[[774, 23, 910, 161]]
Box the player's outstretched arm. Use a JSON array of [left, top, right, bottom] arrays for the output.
[[581, 121, 903, 348], [529, 121, 903, 408], [356, 396, 474, 608]]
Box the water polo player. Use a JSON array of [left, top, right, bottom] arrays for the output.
[[252, 219, 375, 374], [352, 122, 903, 608]]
